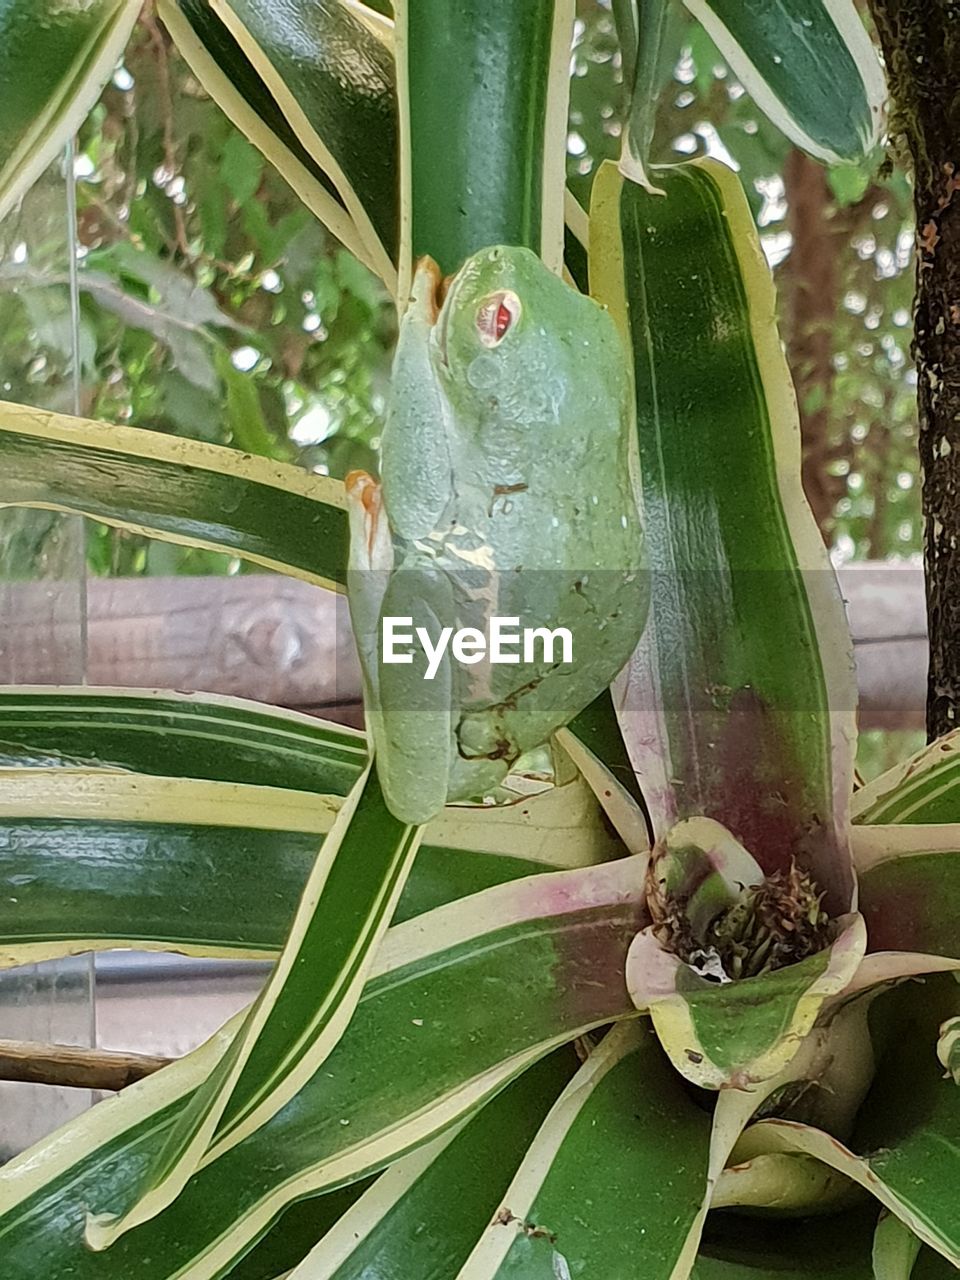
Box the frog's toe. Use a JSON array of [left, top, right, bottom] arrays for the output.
[[446, 755, 509, 806], [456, 713, 519, 764]]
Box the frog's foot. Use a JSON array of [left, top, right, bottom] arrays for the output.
[[445, 714, 516, 803], [456, 712, 521, 767], [446, 754, 509, 806], [345, 470, 392, 573]]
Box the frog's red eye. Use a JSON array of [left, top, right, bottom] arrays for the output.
[[476, 291, 521, 347]]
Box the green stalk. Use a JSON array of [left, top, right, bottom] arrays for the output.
[[395, 0, 573, 294]]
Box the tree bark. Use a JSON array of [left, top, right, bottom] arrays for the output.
[[783, 150, 844, 536], [868, 0, 960, 740]]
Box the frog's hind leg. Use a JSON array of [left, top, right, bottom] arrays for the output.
[[454, 671, 572, 794]]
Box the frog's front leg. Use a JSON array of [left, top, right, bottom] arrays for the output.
[[345, 470, 393, 704], [375, 564, 459, 824], [347, 472, 462, 823], [380, 257, 454, 544]]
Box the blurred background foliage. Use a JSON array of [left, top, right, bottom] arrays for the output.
[[0, 1, 919, 569], [0, 0, 921, 767], [568, 0, 918, 564], [0, 8, 395, 577]]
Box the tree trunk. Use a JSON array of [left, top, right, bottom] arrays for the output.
[[782, 150, 845, 536], [868, 0, 960, 740]]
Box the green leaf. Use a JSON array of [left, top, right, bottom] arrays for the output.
[[853, 732, 960, 825], [713, 1151, 858, 1215], [157, 0, 385, 280], [396, 0, 573, 284], [0, 705, 624, 966], [589, 158, 857, 915], [693, 1208, 880, 1279], [226, 1182, 376, 1274], [682, 0, 886, 164], [21, 288, 97, 371], [339, 0, 395, 43], [0, 687, 364, 792], [77, 264, 225, 393], [0, 0, 140, 220], [289, 1050, 576, 1279], [216, 348, 286, 459], [562, 189, 590, 292], [0, 401, 349, 589], [659, 921, 866, 1085], [829, 161, 873, 206], [568, 689, 650, 821], [98, 241, 244, 331], [0, 808, 553, 967], [0, 858, 645, 1279], [873, 1212, 923, 1280], [218, 0, 397, 270], [618, 0, 672, 192], [220, 130, 265, 206], [853, 826, 960, 960], [556, 727, 651, 856], [689, 995, 898, 1276], [737, 977, 960, 1271], [0, 768, 345, 949], [178, 0, 397, 287], [938, 1017, 960, 1087], [87, 764, 421, 1247], [459, 1020, 712, 1278], [226, 1181, 375, 1280]]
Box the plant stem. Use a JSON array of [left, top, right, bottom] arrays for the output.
[[611, 0, 638, 94], [0, 1039, 171, 1092]]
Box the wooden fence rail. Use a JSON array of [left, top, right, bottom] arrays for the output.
[[0, 563, 927, 731]]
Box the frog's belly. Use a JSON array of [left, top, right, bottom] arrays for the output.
[[451, 566, 645, 725], [417, 500, 646, 729]]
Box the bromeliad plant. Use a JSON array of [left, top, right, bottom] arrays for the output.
[[0, 1, 958, 1277]]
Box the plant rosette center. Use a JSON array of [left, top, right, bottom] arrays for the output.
[[625, 817, 866, 1089], [647, 844, 832, 984]]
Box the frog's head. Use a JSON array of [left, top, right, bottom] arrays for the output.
[[423, 245, 617, 401], [429, 245, 572, 381], [401, 246, 625, 442]]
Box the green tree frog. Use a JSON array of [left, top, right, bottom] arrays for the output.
[[347, 245, 647, 824]]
